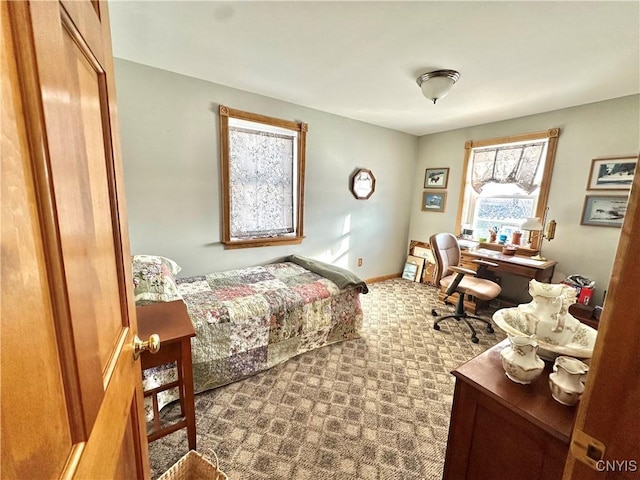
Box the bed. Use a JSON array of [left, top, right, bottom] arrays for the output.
[[133, 254, 367, 417]]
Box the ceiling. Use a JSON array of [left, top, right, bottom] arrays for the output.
[[109, 1, 640, 137]]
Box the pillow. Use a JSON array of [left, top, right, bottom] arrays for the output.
[[133, 254, 181, 275], [132, 255, 183, 305]]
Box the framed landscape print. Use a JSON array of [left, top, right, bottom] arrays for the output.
[[424, 168, 449, 189], [401, 262, 419, 281], [581, 195, 629, 228], [403, 255, 425, 282], [422, 191, 447, 212], [586, 156, 637, 190]]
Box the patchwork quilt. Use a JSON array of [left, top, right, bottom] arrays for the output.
[[142, 262, 364, 417]]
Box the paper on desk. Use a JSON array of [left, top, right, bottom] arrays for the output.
[[474, 248, 546, 266], [513, 257, 547, 266]]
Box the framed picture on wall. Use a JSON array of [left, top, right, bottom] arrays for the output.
[[422, 191, 447, 212], [586, 156, 637, 190], [351, 168, 376, 199], [580, 194, 629, 228], [424, 168, 449, 189]]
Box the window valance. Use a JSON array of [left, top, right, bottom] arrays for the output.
[[471, 141, 546, 194]]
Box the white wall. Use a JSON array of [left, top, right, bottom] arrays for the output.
[[114, 58, 638, 302], [409, 95, 640, 305], [114, 59, 417, 280]]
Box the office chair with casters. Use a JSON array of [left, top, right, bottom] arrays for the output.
[[429, 233, 502, 343]]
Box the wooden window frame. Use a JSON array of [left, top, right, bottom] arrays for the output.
[[219, 105, 307, 249], [455, 128, 560, 252]]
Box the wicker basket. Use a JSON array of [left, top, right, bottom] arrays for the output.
[[158, 450, 228, 480]]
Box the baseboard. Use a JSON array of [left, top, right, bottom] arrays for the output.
[[366, 273, 401, 284]]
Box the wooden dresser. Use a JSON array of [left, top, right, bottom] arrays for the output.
[[443, 340, 577, 480]]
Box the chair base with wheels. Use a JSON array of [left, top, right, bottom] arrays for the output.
[[431, 287, 494, 343], [429, 233, 502, 343]]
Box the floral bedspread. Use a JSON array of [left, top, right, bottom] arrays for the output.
[[142, 262, 363, 417]]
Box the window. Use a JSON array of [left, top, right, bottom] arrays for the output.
[[456, 129, 560, 250], [219, 106, 307, 249]]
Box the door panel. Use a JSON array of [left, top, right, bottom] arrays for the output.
[[1, 8, 73, 476], [2, 1, 149, 478], [73, 336, 142, 479], [116, 408, 142, 480], [564, 168, 640, 478], [58, 4, 124, 377]]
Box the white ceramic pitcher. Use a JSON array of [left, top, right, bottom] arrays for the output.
[[549, 355, 589, 406], [500, 335, 545, 384], [517, 280, 580, 345]]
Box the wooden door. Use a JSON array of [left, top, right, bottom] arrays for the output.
[[564, 165, 640, 479], [1, 1, 150, 478]]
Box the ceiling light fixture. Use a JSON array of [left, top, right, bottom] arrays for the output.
[[416, 69, 460, 104]]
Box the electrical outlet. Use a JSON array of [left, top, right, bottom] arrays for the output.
[[357, 258, 363, 267]]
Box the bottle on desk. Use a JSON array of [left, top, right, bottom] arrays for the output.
[[488, 227, 498, 243], [511, 231, 523, 245]]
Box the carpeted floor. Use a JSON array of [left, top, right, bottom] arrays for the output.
[[148, 278, 505, 479]]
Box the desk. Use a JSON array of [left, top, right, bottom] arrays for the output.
[[451, 248, 557, 312], [461, 248, 557, 283], [409, 239, 557, 313], [460, 248, 558, 311], [137, 300, 197, 450], [443, 340, 575, 480]]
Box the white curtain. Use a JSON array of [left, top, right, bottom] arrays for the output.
[[229, 127, 294, 239]]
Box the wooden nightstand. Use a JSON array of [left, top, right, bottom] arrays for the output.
[[137, 300, 197, 450]]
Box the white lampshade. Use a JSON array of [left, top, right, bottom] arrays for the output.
[[416, 70, 460, 104], [520, 217, 543, 231]]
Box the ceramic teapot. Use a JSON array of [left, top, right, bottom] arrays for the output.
[[500, 335, 545, 384], [549, 355, 589, 406]]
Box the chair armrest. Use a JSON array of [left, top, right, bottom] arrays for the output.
[[450, 266, 478, 276], [473, 259, 499, 268]]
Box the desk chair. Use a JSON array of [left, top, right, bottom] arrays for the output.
[[429, 233, 501, 343]]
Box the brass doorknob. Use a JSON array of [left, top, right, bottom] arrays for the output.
[[133, 334, 160, 360]]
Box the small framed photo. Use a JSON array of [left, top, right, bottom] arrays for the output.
[[580, 195, 629, 228], [402, 261, 419, 281], [586, 156, 637, 190], [424, 168, 449, 189], [422, 191, 447, 213], [404, 255, 425, 282]]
